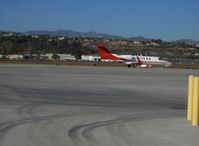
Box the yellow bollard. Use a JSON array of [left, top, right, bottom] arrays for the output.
[[192, 77, 199, 126], [187, 75, 194, 121]]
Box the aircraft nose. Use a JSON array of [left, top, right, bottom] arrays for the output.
[[165, 60, 172, 66]]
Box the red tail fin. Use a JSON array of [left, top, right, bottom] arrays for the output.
[[96, 45, 122, 60], [96, 45, 111, 56]]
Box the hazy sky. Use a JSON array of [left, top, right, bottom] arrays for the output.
[[0, 0, 198, 41]]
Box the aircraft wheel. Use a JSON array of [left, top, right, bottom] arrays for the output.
[[132, 64, 136, 68]]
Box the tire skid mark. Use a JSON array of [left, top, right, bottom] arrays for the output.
[[83, 112, 179, 138], [0, 114, 67, 140], [67, 112, 178, 144], [16, 103, 44, 115]]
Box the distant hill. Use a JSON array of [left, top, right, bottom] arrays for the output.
[[173, 39, 199, 45], [1, 30, 198, 43], [23, 30, 152, 41], [128, 36, 153, 41], [23, 30, 124, 40]]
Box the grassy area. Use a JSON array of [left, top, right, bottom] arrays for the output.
[[0, 60, 198, 69], [0, 60, 125, 67], [171, 64, 199, 69]]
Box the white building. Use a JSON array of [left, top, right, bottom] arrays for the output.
[[40, 53, 54, 60], [146, 42, 159, 46], [0, 54, 3, 59], [193, 53, 199, 56], [8, 54, 23, 60], [81, 55, 100, 61], [57, 37, 65, 40], [31, 35, 38, 38], [3, 33, 14, 37], [133, 41, 141, 45], [57, 54, 76, 61]]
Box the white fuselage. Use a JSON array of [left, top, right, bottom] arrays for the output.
[[138, 56, 172, 66], [117, 55, 172, 67]]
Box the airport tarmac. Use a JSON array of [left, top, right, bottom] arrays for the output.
[[0, 64, 199, 146]]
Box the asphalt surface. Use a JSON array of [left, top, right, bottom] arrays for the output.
[[0, 64, 199, 146]]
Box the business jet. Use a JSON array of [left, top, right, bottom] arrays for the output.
[[97, 45, 142, 67], [96, 45, 172, 68]]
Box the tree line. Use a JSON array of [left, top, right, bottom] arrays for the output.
[[0, 33, 199, 59], [0, 35, 96, 59]]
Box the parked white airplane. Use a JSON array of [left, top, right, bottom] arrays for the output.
[[96, 45, 172, 68]]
